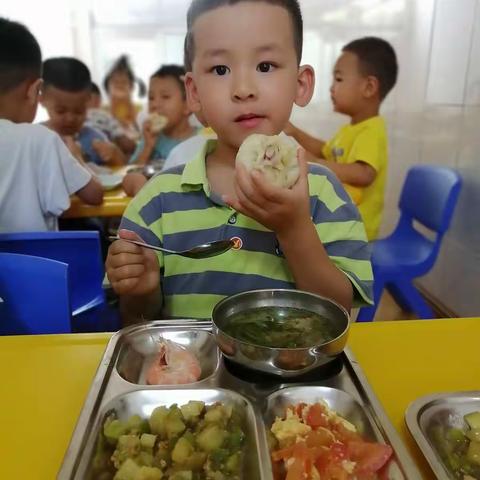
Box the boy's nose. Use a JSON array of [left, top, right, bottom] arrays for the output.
[[232, 73, 257, 101]]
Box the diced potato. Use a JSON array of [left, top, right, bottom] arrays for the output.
[[180, 401, 205, 422], [467, 441, 480, 466], [171, 437, 194, 464], [114, 458, 141, 480], [135, 466, 163, 480], [104, 419, 129, 445], [204, 405, 226, 424], [465, 412, 480, 430], [225, 452, 241, 473], [165, 416, 186, 439], [149, 407, 169, 437], [140, 433, 157, 450], [196, 425, 227, 452]]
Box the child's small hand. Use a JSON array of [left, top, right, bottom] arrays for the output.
[[142, 120, 161, 148], [106, 229, 160, 296], [224, 148, 311, 236], [92, 140, 116, 164]]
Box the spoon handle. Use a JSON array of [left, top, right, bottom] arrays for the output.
[[108, 236, 174, 254]]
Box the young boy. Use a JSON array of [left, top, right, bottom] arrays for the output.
[[286, 37, 398, 240], [41, 57, 126, 166], [130, 64, 198, 168], [85, 82, 136, 155], [0, 18, 103, 233], [106, 0, 373, 323]]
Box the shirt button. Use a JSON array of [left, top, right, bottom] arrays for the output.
[[228, 213, 237, 225]]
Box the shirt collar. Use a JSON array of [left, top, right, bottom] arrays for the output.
[[181, 138, 218, 198]]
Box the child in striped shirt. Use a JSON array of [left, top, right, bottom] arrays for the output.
[[106, 0, 373, 324]]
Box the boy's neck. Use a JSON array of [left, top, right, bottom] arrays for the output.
[[350, 103, 380, 125]]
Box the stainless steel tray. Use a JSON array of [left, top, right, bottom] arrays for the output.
[[59, 320, 421, 479], [405, 391, 480, 480]]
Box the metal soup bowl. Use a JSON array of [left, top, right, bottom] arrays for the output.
[[211, 289, 350, 377]]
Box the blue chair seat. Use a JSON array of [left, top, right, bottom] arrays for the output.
[[0, 253, 71, 335], [357, 165, 462, 322], [372, 233, 434, 271]]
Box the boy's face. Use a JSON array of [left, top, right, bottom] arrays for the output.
[[41, 86, 89, 136], [148, 76, 189, 132], [330, 51, 370, 116], [185, 2, 313, 149]]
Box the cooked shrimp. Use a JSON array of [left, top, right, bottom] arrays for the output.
[[146, 339, 202, 385]]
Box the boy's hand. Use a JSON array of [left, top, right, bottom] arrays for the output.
[[92, 140, 117, 164], [142, 120, 161, 148], [224, 148, 311, 236], [106, 229, 160, 296]]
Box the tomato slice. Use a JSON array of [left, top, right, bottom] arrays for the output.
[[272, 445, 295, 462], [286, 457, 305, 480], [306, 403, 328, 428], [348, 441, 393, 475]]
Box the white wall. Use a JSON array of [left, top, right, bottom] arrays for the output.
[[5, 0, 480, 315]]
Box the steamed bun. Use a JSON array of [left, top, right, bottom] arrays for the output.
[[148, 113, 168, 134], [236, 134, 299, 188]]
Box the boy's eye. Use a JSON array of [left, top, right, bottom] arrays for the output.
[[212, 65, 229, 76], [257, 62, 275, 73]]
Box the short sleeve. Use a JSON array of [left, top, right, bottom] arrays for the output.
[[119, 183, 165, 268], [38, 132, 92, 216], [308, 164, 373, 306], [348, 128, 382, 172]]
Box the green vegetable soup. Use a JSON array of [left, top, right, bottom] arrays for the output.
[[222, 306, 336, 348]]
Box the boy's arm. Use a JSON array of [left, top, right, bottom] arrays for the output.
[[225, 150, 373, 311], [285, 122, 326, 159], [76, 177, 104, 205], [314, 159, 377, 187]]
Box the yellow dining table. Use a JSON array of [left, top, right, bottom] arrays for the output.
[[1, 318, 478, 479], [62, 166, 133, 219]]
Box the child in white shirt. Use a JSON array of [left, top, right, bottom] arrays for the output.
[[0, 17, 103, 233]]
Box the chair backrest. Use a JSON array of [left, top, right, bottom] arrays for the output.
[[0, 231, 105, 315], [398, 165, 462, 235], [0, 253, 71, 334]]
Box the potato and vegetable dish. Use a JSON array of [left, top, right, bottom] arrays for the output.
[[92, 401, 246, 480]]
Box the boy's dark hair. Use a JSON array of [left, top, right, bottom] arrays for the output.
[[43, 57, 91, 93], [184, 0, 303, 71], [0, 17, 42, 93], [343, 37, 398, 101], [90, 82, 101, 96], [103, 54, 146, 98], [151, 64, 186, 98]]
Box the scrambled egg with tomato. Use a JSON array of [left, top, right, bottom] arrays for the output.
[[271, 408, 312, 447]]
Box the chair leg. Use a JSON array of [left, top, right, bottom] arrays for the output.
[[387, 280, 435, 319], [357, 278, 384, 322]]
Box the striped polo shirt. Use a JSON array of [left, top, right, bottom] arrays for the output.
[[120, 140, 373, 319]]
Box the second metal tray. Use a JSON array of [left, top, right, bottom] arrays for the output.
[[406, 391, 480, 480]]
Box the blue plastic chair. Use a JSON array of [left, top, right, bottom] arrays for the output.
[[0, 253, 72, 334], [357, 165, 462, 322], [0, 231, 105, 317]]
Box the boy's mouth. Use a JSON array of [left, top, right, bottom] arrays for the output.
[[235, 113, 265, 129]]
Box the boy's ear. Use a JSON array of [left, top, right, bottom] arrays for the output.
[[364, 75, 380, 99], [184, 72, 202, 114], [27, 78, 43, 107], [294, 65, 315, 107]]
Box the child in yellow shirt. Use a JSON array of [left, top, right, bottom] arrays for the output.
[[287, 37, 398, 240]]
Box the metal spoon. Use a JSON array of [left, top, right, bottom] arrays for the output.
[[108, 236, 234, 259]]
